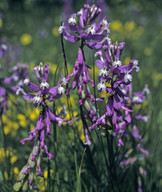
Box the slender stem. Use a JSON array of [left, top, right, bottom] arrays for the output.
[[79, 147, 87, 175], [61, 30, 74, 118], [61, 31, 68, 78], [107, 118, 121, 192], [79, 41, 101, 183]]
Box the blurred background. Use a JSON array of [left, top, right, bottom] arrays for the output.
[[0, 0, 162, 191]]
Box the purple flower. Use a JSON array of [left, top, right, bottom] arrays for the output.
[[0, 85, 8, 114], [0, 44, 7, 58], [3, 63, 28, 92], [137, 144, 149, 156], [17, 63, 68, 182], [59, 4, 110, 49]]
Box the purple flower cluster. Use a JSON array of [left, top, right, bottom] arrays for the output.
[[13, 3, 150, 190], [89, 44, 141, 146], [0, 85, 8, 114], [61, 3, 149, 150], [118, 85, 149, 164], [131, 85, 149, 156], [16, 63, 68, 178], [0, 43, 8, 114], [3, 63, 28, 92], [59, 4, 111, 145], [65, 48, 103, 145], [59, 4, 110, 49]]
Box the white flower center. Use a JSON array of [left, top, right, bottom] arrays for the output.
[[24, 78, 30, 85], [94, 50, 102, 57], [62, 77, 67, 85], [68, 17, 76, 25], [106, 36, 111, 43], [133, 59, 140, 72], [97, 82, 106, 92], [99, 68, 108, 77], [143, 115, 149, 122], [144, 85, 150, 94], [133, 59, 138, 65], [112, 60, 122, 68], [0, 96, 4, 102], [121, 88, 127, 95], [124, 72, 132, 83], [58, 86, 65, 94], [87, 25, 96, 35], [16, 87, 21, 95], [1, 44, 7, 51], [90, 6, 97, 13], [132, 96, 142, 103], [33, 95, 42, 104], [102, 19, 108, 26], [40, 81, 49, 89], [58, 26, 64, 34], [77, 9, 83, 16], [12, 75, 19, 81]]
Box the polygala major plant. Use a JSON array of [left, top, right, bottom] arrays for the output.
[[13, 3, 149, 191]]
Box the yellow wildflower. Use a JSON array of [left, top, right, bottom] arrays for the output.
[[13, 167, 19, 175], [44, 170, 48, 179], [19, 120, 27, 127], [12, 122, 19, 130], [44, 169, 53, 179], [17, 114, 26, 121], [37, 177, 47, 191], [124, 21, 135, 32], [52, 27, 60, 37], [20, 33, 32, 46], [30, 124, 35, 131], [78, 120, 86, 143], [110, 20, 123, 31], [155, 73, 162, 81], [4, 126, 11, 135], [17, 114, 27, 127], [0, 18, 3, 27], [46, 62, 57, 73], [10, 155, 18, 164], [30, 108, 40, 121], [124, 57, 130, 65]]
